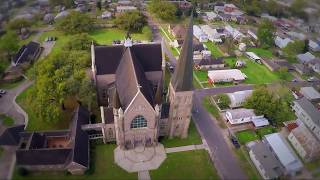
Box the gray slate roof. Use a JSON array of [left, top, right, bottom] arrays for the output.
[[0, 125, 25, 146], [295, 97, 320, 126]]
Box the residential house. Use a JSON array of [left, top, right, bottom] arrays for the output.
[[245, 52, 261, 63], [195, 57, 224, 70], [200, 25, 224, 43], [225, 25, 245, 41], [248, 141, 284, 179], [193, 25, 208, 42], [116, 6, 137, 13], [275, 36, 292, 49], [288, 123, 320, 162], [208, 69, 247, 83], [287, 31, 306, 40], [309, 58, 320, 73], [263, 133, 303, 176], [274, 59, 294, 71], [247, 29, 258, 41], [204, 11, 220, 21], [297, 52, 315, 64], [225, 108, 269, 127], [261, 59, 280, 72], [101, 10, 112, 19], [293, 63, 312, 75], [309, 40, 320, 52], [292, 97, 320, 140], [238, 43, 246, 52], [12, 41, 41, 66], [300, 87, 320, 102], [168, 24, 187, 40], [227, 90, 253, 108]]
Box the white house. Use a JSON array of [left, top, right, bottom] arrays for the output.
[[292, 97, 320, 140], [225, 25, 245, 41], [263, 133, 303, 176], [193, 25, 208, 42], [246, 52, 261, 63], [275, 36, 292, 48], [208, 69, 247, 83], [200, 25, 222, 43], [101, 10, 112, 19], [247, 30, 258, 40], [227, 90, 253, 108], [205, 11, 219, 21], [309, 40, 320, 52], [225, 108, 269, 127], [288, 123, 320, 162], [116, 6, 137, 13], [300, 86, 320, 101]]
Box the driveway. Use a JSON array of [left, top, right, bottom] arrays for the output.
[[192, 85, 253, 180]]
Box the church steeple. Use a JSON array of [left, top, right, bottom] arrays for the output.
[[170, 15, 193, 92]]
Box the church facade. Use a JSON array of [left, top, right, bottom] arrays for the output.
[[91, 21, 194, 150]]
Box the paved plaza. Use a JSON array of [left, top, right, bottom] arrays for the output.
[[114, 144, 167, 173]]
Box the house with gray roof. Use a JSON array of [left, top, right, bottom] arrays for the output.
[[297, 52, 316, 64], [292, 97, 320, 140], [300, 86, 320, 102], [263, 133, 303, 176], [248, 141, 284, 179]]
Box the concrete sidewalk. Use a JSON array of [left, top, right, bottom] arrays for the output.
[[165, 144, 205, 153], [138, 171, 151, 180]]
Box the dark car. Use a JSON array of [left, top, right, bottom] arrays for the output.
[[230, 136, 240, 149]]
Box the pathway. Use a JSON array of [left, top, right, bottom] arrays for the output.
[[165, 144, 205, 153], [138, 170, 151, 180]]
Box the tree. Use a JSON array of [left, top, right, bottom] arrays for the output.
[[0, 31, 19, 60], [277, 67, 290, 81], [243, 0, 261, 16], [55, 12, 94, 34], [266, 0, 283, 17], [283, 40, 305, 58], [244, 85, 294, 126], [257, 20, 276, 49], [216, 94, 230, 109], [290, 0, 308, 20], [96, 0, 102, 11], [115, 11, 147, 32], [64, 33, 96, 51], [149, 0, 177, 22], [7, 18, 32, 35]]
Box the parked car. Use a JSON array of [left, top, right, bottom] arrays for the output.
[[291, 79, 298, 82], [0, 89, 6, 94], [307, 76, 318, 82], [230, 136, 240, 149]]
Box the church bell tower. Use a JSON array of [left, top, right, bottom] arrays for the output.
[[167, 16, 194, 138]]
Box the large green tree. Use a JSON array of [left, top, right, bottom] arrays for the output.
[[115, 10, 147, 32], [283, 40, 305, 59], [290, 0, 308, 20], [149, 0, 177, 22], [7, 18, 32, 35], [55, 12, 94, 34], [0, 31, 19, 60], [257, 20, 276, 49], [64, 33, 96, 51]]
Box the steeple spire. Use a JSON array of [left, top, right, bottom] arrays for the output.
[[170, 14, 193, 91]]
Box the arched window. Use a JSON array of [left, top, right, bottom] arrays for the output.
[[131, 115, 147, 129]]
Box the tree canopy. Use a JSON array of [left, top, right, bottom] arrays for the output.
[[0, 31, 19, 59], [64, 33, 96, 51], [149, 0, 178, 22], [257, 20, 276, 49], [7, 18, 32, 35], [55, 11, 94, 34], [115, 11, 147, 32], [283, 40, 305, 59], [244, 85, 295, 126]]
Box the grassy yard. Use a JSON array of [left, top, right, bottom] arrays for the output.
[[204, 42, 224, 57], [38, 30, 71, 55], [194, 70, 208, 82], [0, 114, 14, 126], [16, 86, 71, 131], [89, 28, 151, 45], [234, 147, 261, 180], [235, 130, 259, 145], [224, 57, 280, 84], [0, 79, 25, 89], [13, 144, 137, 180], [150, 150, 219, 180], [193, 75, 203, 89], [160, 120, 202, 148], [247, 48, 273, 59], [202, 96, 226, 129], [256, 126, 276, 138]]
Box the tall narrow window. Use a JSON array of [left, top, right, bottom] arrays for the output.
[[131, 115, 147, 129]]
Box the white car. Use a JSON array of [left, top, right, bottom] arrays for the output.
[[0, 89, 6, 94]]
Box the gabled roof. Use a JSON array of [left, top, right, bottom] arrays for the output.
[[16, 149, 72, 165], [13, 41, 40, 65], [115, 48, 154, 110], [294, 97, 320, 126], [0, 125, 24, 146], [171, 16, 194, 92]]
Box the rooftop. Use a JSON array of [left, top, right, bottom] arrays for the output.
[[300, 86, 320, 101], [294, 97, 320, 126]]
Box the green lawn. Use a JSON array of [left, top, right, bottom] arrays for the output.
[[202, 96, 226, 129], [193, 75, 203, 89], [256, 126, 276, 138], [235, 130, 259, 145], [234, 147, 261, 180], [224, 57, 280, 84], [194, 70, 208, 82], [16, 86, 71, 131], [150, 150, 219, 180], [0, 114, 14, 126], [0, 79, 24, 89], [160, 120, 202, 148], [13, 144, 137, 180], [247, 48, 273, 59], [38, 30, 71, 55], [204, 42, 224, 57], [89, 28, 151, 45]]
